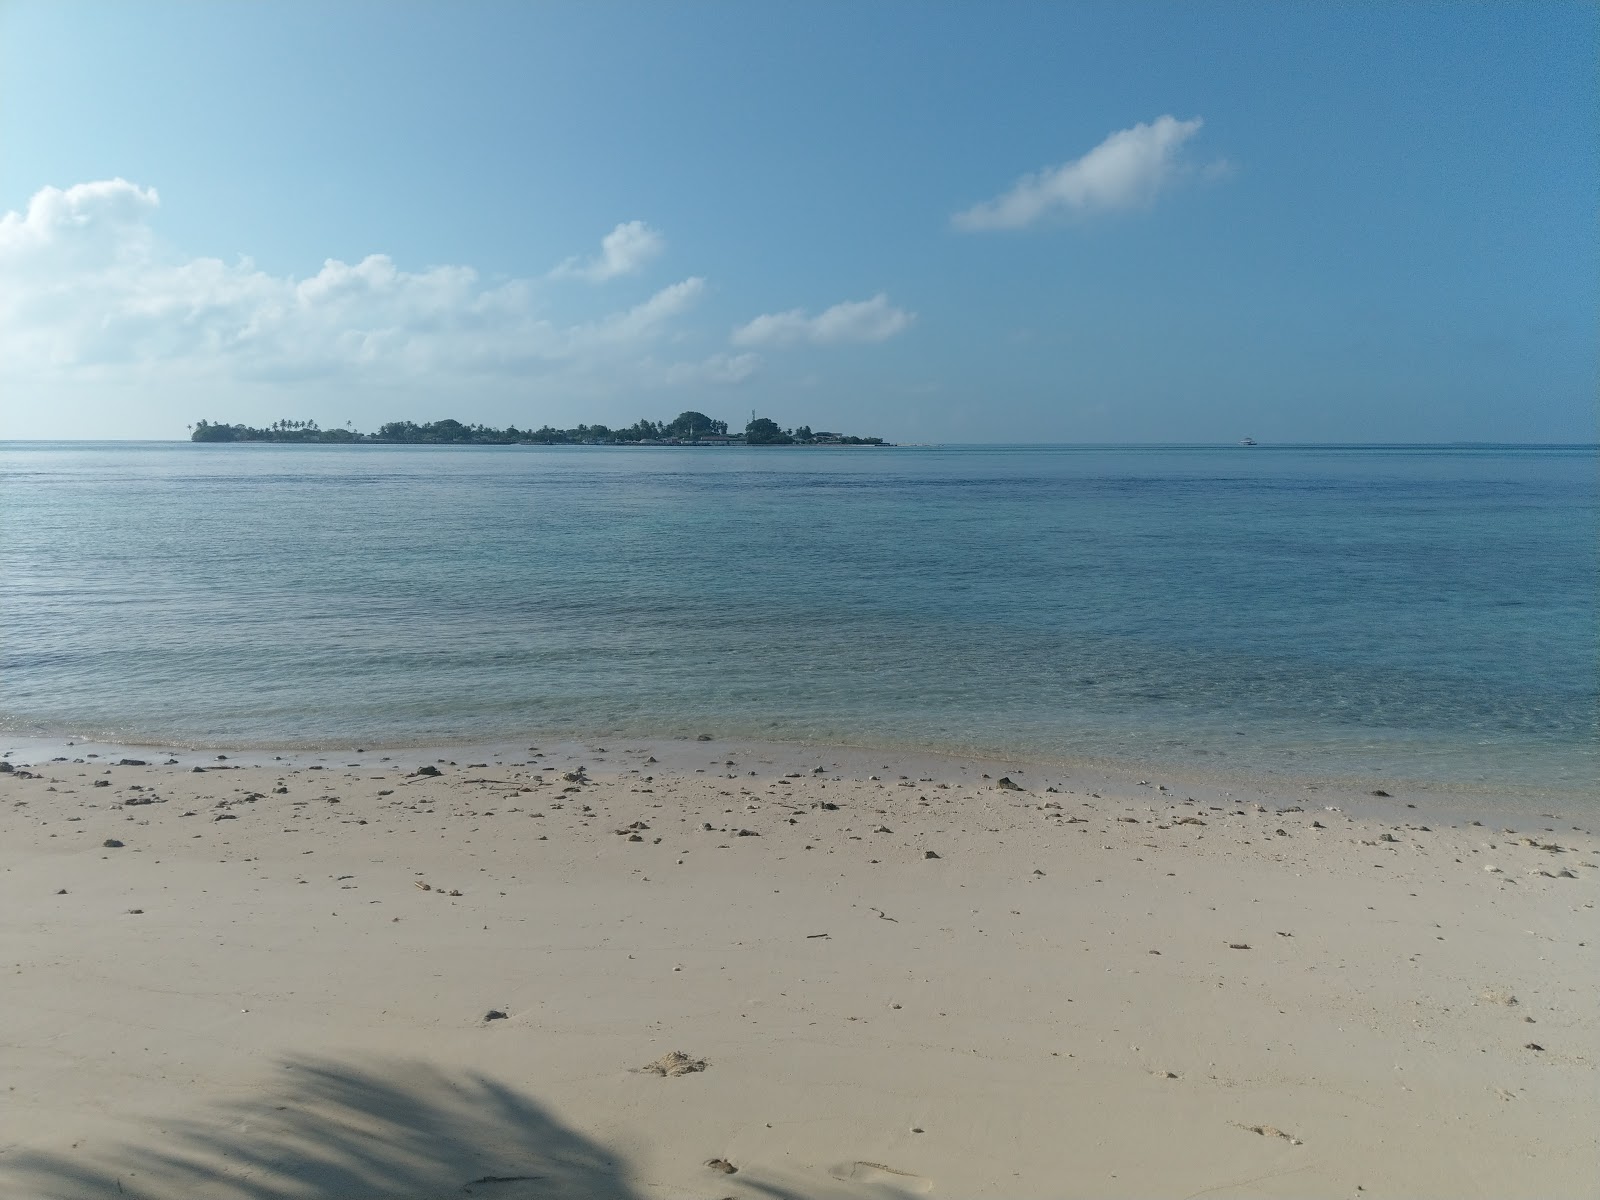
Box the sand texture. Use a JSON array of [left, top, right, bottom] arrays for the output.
[[1, 740, 1596, 1198]]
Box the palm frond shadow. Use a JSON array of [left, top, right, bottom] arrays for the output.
[[2, 1055, 637, 1200], [4, 1053, 923, 1200]]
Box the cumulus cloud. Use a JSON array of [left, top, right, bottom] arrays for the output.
[[952, 115, 1206, 231], [731, 293, 915, 348], [549, 219, 665, 282], [0, 181, 731, 390]]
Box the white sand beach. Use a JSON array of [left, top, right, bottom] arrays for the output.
[[2, 739, 1595, 1198]]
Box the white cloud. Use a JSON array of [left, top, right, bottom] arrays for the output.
[[0, 181, 727, 391], [952, 115, 1206, 231], [651, 352, 762, 387], [549, 219, 664, 282], [0, 177, 160, 262], [597, 276, 704, 342], [731, 293, 915, 347]]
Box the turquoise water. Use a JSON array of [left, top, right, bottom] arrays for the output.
[[1, 442, 1594, 796]]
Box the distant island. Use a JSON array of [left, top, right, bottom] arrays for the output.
[[189, 413, 887, 446]]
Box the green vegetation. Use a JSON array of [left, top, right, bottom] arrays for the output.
[[190, 419, 363, 443], [190, 414, 885, 446], [744, 417, 787, 444]]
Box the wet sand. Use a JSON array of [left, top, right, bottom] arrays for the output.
[[2, 737, 1595, 1198]]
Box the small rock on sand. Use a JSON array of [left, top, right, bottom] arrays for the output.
[[103, 839, 124, 848], [641, 1051, 707, 1077], [1242, 1123, 1302, 1144]]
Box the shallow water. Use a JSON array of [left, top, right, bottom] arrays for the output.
[[1, 442, 1594, 798]]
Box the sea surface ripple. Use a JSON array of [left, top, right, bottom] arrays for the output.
[[2, 442, 1593, 798]]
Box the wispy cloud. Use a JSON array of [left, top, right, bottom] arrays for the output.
[[548, 219, 665, 281], [731, 293, 915, 347], [0, 181, 729, 389], [953, 115, 1207, 231], [650, 352, 762, 386]]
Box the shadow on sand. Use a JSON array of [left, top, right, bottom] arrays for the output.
[[4, 1055, 634, 1200], [3, 1054, 918, 1200]]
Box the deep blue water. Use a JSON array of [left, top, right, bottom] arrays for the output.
[[1, 442, 1594, 796]]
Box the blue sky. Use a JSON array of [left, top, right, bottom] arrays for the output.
[[1, 1, 1594, 441]]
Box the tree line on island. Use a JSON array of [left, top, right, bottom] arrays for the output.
[[189, 413, 886, 446]]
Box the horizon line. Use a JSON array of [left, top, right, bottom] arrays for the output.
[[3, 438, 1595, 449]]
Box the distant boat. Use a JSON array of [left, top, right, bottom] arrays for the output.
[[1239, 437, 1257, 446]]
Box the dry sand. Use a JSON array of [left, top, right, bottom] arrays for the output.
[[1, 737, 1595, 1198]]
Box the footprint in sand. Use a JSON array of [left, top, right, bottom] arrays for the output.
[[830, 1161, 933, 1193]]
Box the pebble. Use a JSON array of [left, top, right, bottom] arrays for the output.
[[642, 1051, 707, 1076]]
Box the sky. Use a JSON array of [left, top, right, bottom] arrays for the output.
[[1, 1, 1595, 442]]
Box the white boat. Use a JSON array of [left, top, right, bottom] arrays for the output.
[[1239, 437, 1257, 446]]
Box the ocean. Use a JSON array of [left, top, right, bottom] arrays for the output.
[[1, 442, 1593, 799]]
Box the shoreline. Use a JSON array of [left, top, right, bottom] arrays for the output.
[[4, 728, 1595, 826], [2, 738, 1596, 1197]]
